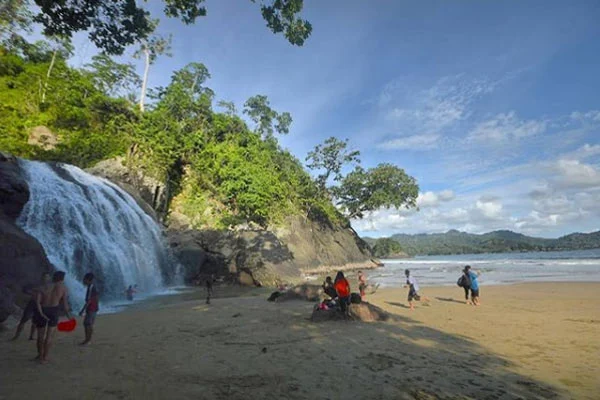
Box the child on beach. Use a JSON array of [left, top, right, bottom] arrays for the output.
[[334, 272, 351, 317], [358, 270, 367, 299], [11, 272, 51, 341], [33, 271, 72, 364], [322, 276, 337, 300], [464, 265, 481, 306], [404, 269, 430, 310], [79, 273, 99, 345]]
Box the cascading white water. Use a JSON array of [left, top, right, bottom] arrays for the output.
[[16, 160, 176, 310]]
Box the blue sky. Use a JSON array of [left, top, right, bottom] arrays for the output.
[[67, 0, 600, 238]]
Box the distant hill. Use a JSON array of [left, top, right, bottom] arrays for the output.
[[363, 230, 600, 256]]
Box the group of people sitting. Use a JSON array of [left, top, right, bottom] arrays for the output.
[[320, 270, 371, 317]]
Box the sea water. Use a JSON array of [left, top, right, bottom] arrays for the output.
[[368, 248, 600, 288]]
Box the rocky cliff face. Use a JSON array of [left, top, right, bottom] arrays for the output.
[[87, 158, 377, 286], [166, 216, 377, 287], [0, 153, 53, 322]]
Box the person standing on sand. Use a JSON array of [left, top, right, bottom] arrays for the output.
[[464, 265, 481, 306], [458, 268, 472, 305], [334, 271, 351, 317], [404, 269, 430, 310], [358, 270, 367, 300], [206, 274, 215, 304], [11, 272, 51, 341], [79, 273, 99, 345], [33, 271, 72, 364]]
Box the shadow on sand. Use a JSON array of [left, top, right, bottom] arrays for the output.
[[0, 289, 564, 400]]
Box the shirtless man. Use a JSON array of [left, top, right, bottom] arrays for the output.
[[33, 271, 72, 363], [11, 272, 51, 341]]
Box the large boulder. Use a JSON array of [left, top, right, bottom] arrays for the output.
[[310, 302, 391, 323], [0, 152, 30, 221], [167, 228, 299, 286], [276, 284, 323, 302], [0, 284, 16, 323], [27, 125, 58, 150], [87, 157, 167, 220], [0, 154, 54, 322]]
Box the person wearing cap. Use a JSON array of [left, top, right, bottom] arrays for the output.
[[404, 269, 430, 310], [463, 265, 481, 306]]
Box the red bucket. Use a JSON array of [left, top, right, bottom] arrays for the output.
[[57, 318, 77, 332]]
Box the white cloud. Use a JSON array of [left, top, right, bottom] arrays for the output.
[[467, 111, 547, 142], [553, 159, 600, 189], [561, 144, 600, 161], [475, 198, 504, 219], [377, 134, 440, 150], [416, 190, 455, 208], [570, 110, 600, 123], [383, 75, 496, 133]]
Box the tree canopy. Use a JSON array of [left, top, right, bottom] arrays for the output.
[[31, 0, 312, 54]]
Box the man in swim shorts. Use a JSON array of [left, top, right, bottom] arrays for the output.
[[11, 272, 51, 341], [33, 271, 72, 363]]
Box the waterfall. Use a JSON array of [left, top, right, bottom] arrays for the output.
[[16, 160, 176, 311]]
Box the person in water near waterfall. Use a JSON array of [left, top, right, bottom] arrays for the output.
[[126, 285, 137, 301], [79, 273, 99, 345], [404, 269, 430, 310], [33, 271, 72, 364], [11, 272, 51, 341]]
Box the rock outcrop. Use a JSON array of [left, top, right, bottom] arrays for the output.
[[87, 157, 167, 220], [310, 302, 391, 323], [0, 154, 54, 322], [167, 216, 377, 287], [27, 125, 58, 150]]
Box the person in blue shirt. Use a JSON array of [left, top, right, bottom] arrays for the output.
[[463, 265, 481, 306]]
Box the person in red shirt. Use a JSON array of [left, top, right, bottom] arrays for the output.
[[334, 271, 351, 317], [79, 272, 99, 345]]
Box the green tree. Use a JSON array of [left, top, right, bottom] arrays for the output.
[[85, 54, 141, 97], [32, 0, 311, 55], [0, 0, 31, 41], [134, 31, 172, 112], [243, 95, 292, 140], [372, 238, 404, 258], [217, 100, 237, 116], [305, 137, 360, 193], [335, 163, 419, 219], [38, 37, 73, 104]]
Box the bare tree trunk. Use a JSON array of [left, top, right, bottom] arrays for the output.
[[139, 47, 150, 112], [41, 49, 57, 104]]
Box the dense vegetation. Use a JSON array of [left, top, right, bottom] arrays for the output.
[[0, 1, 419, 232], [0, 40, 418, 230], [364, 230, 600, 256], [370, 237, 406, 258]]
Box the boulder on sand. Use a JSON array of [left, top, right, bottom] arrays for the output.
[[310, 302, 391, 323], [276, 284, 323, 302]]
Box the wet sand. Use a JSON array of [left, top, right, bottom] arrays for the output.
[[1, 283, 599, 399]]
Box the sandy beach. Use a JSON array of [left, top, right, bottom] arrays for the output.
[[1, 282, 599, 400]]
